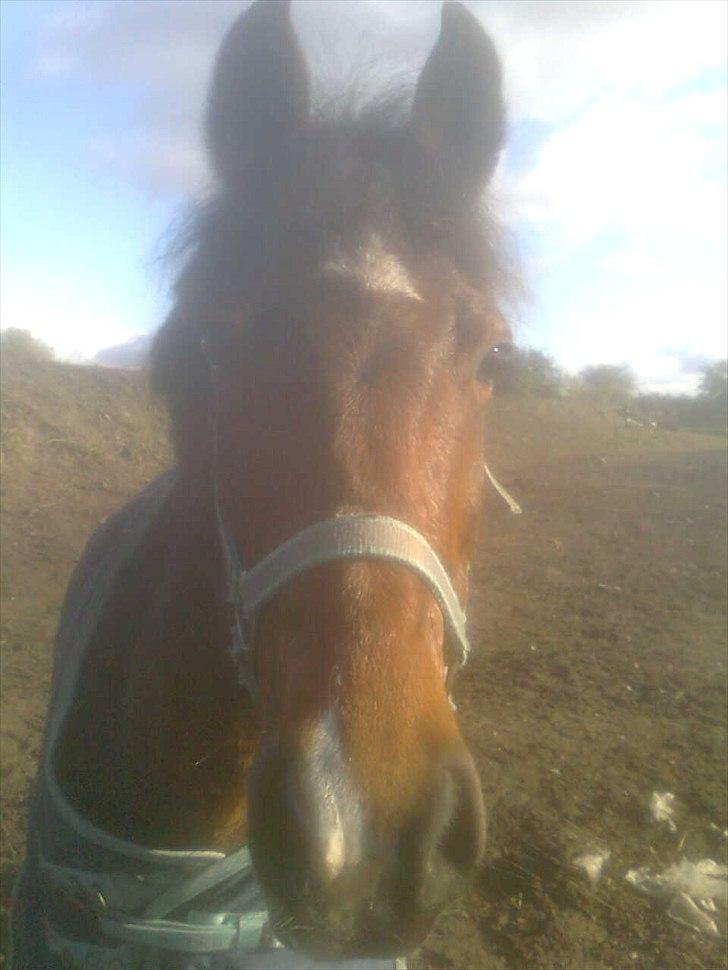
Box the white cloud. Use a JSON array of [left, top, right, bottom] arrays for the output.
[[541, 264, 727, 390], [507, 78, 727, 383], [483, 0, 727, 125], [513, 89, 726, 241], [491, 2, 727, 389], [38, 0, 242, 196]]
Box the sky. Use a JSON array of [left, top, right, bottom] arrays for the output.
[[1, 0, 726, 393]]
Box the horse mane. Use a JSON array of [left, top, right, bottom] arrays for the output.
[[150, 86, 512, 470]]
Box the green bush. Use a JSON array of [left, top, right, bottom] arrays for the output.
[[699, 359, 727, 401], [578, 364, 637, 405], [1, 328, 55, 364], [496, 347, 567, 398]]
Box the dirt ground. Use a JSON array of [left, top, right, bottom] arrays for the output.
[[1, 359, 726, 969]]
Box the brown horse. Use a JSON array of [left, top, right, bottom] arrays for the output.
[[13, 1, 511, 965]]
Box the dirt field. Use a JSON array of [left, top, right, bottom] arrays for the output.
[[1, 357, 726, 969]]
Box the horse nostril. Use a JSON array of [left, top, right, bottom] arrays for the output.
[[438, 755, 486, 875], [408, 748, 485, 903]]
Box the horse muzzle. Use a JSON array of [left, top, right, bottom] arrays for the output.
[[247, 725, 486, 958]]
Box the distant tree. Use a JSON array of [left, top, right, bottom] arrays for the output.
[[496, 347, 567, 397], [578, 364, 636, 405], [0, 328, 54, 363], [698, 359, 727, 400]]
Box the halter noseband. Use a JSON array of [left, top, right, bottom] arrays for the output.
[[214, 494, 471, 698]]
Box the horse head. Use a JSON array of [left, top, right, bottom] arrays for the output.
[[154, 0, 509, 957]]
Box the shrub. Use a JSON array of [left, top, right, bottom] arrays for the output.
[[496, 347, 567, 398], [578, 364, 636, 405], [698, 360, 727, 401], [1, 328, 55, 364]]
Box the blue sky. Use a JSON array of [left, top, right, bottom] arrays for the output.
[[1, 0, 726, 392]]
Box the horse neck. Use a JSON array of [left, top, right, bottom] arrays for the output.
[[56, 470, 257, 852]]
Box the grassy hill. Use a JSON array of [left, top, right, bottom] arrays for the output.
[[1, 357, 171, 662]]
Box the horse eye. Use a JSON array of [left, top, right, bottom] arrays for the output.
[[476, 342, 514, 385]]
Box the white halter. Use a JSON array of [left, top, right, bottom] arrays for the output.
[[214, 463, 521, 696], [215, 501, 470, 696]]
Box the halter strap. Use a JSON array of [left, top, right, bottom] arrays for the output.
[[215, 503, 470, 695]]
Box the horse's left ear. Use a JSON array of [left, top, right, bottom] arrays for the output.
[[412, 1, 505, 192]]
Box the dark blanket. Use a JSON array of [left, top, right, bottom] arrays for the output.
[[10, 472, 399, 970]]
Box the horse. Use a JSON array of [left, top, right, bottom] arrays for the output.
[[10, 2, 511, 966]]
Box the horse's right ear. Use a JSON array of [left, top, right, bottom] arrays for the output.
[[205, 0, 311, 184]]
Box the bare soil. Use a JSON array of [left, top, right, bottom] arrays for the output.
[[1, 359, 726, 969]]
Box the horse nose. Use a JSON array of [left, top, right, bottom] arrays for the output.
[[248, 732, 485, 954]]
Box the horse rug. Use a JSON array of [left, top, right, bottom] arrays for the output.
[[9, 472, 402, 970]]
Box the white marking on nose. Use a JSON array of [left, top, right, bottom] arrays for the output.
[[308, 710, 362, 881], [322, 233, 423, 302], [323, 800, 346, 879]]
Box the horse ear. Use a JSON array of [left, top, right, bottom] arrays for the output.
[[412, 1, 505, 192], [206, 0, 311, 183]]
